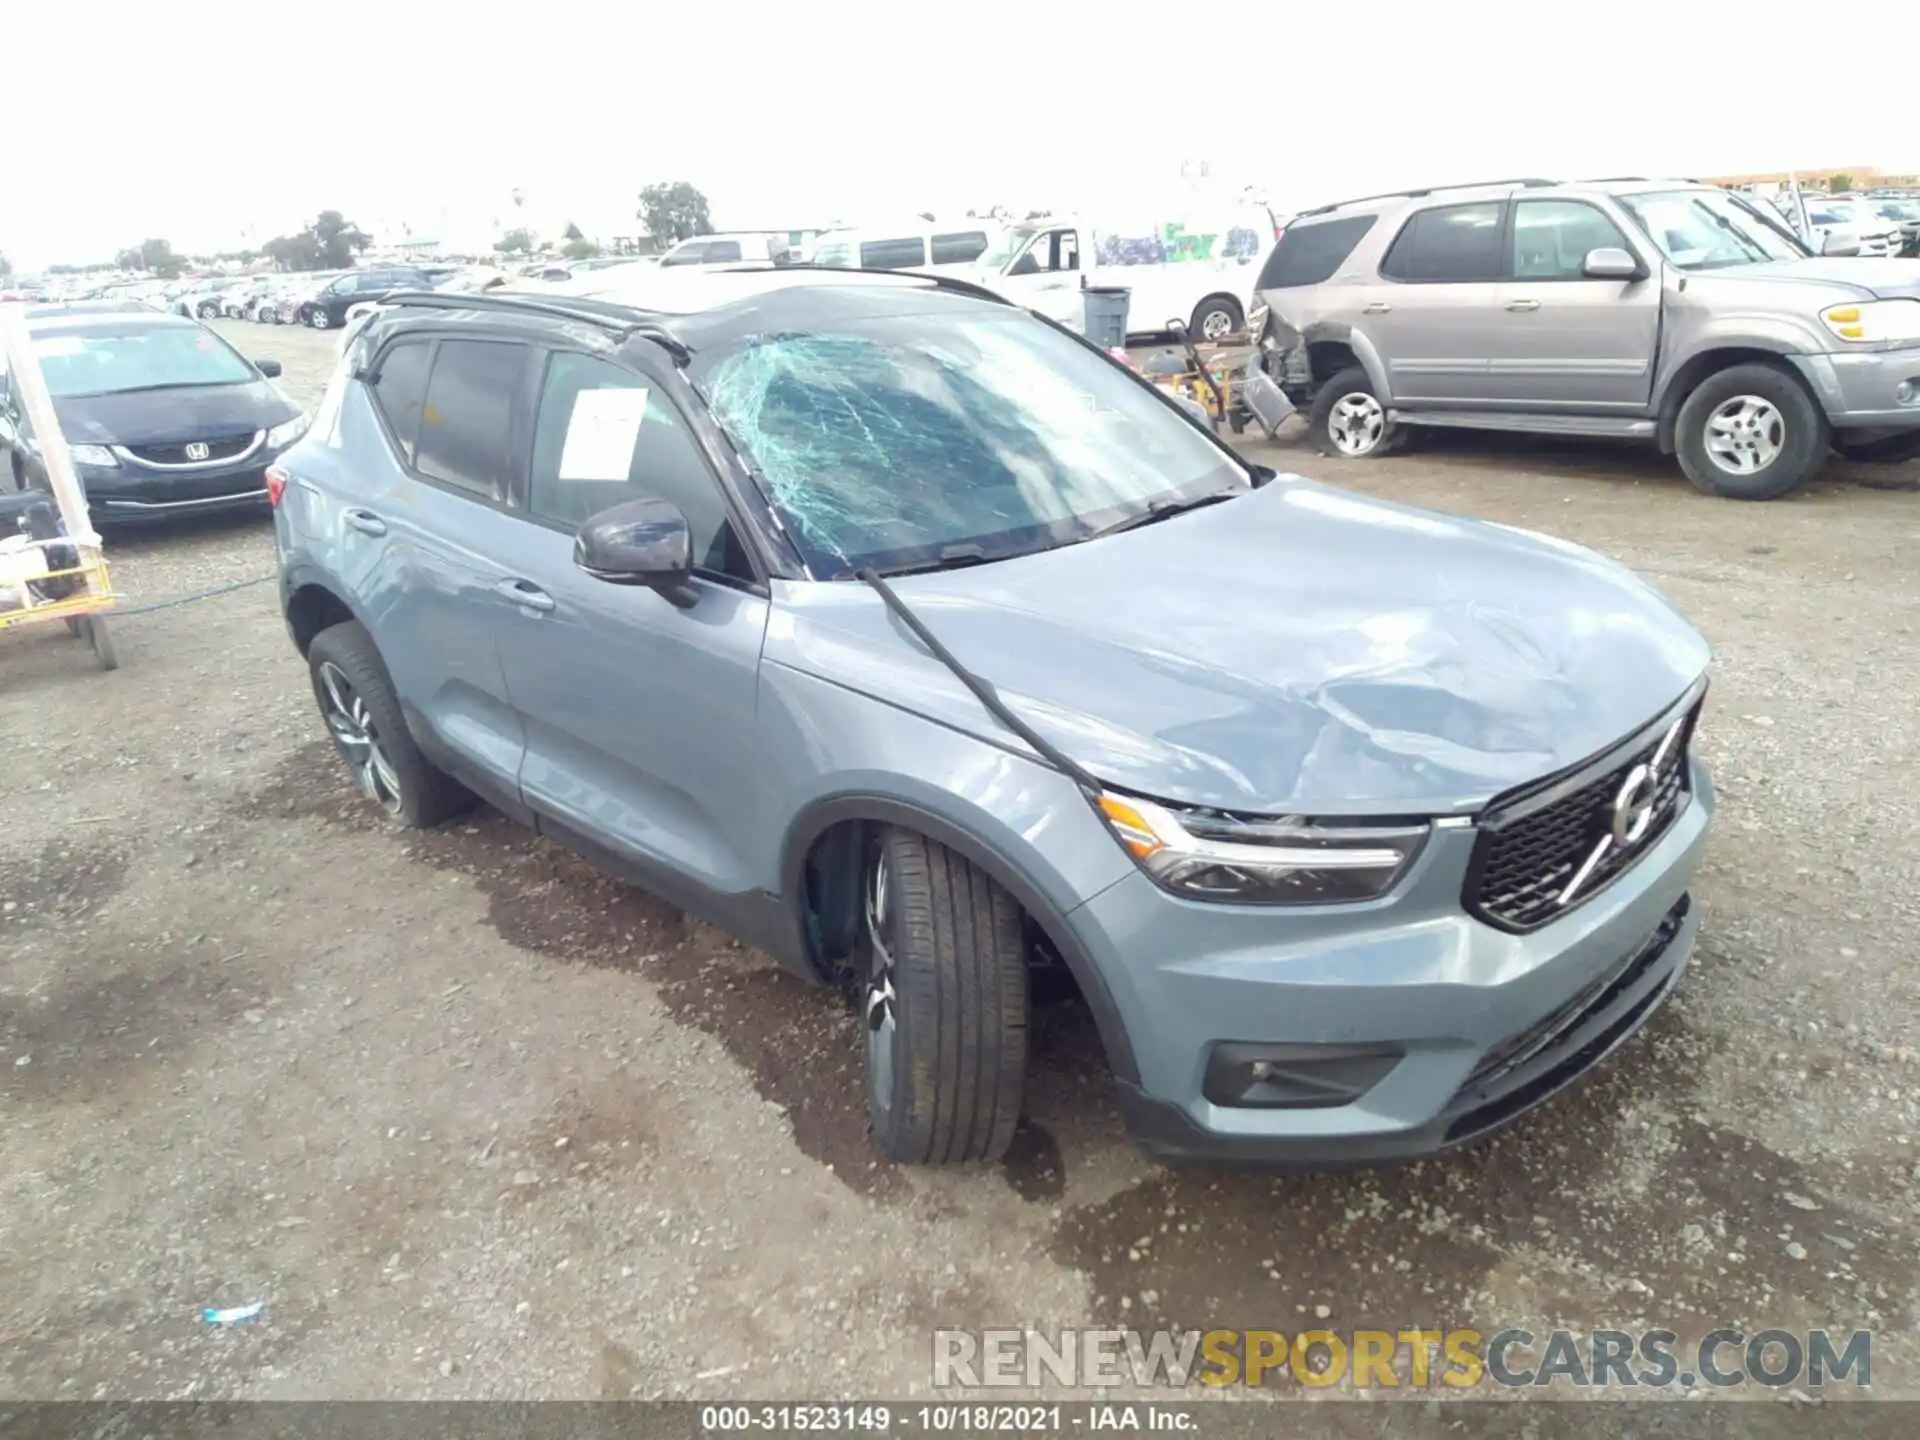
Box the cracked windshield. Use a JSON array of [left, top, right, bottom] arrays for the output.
[[699, 313, 1245, 575]]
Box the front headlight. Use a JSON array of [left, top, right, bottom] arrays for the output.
[[68, 443, 117, 467], [267, 413, 310, 449], [1246, 302, 1270, 338], [1820, 300, 1920, 343], [1095, 791, 1427, 904]]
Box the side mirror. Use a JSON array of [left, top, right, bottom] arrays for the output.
[[1581, 247, 1643, 280], [255, 359, 283, 379], [574, 496, 696, 606], [1820, 230, 1863, 258]]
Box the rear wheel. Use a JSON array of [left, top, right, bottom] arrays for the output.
[[1675, 363, 1828, 500], [307, 621, 473, 827], [1308, 366, 1405, 458], [863, 827, 1027, 1164], [1189, 295, 1242, 344]]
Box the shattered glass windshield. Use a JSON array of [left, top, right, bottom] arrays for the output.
[[696, 310, 1247, 576]]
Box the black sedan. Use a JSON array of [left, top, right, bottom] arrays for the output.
[[296, 267, 434, 330], [0, 312, 307, 523]]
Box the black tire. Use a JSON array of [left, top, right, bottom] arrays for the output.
[[308, 307, 332, 330], [1835, 431, 1920, 465], [307, 620, 473, 827], [1308, 366, 1405, 459], [1674, 363, 1828, 500], [862, 827, 1027, 1164], [1189, 295, 1242, 344]]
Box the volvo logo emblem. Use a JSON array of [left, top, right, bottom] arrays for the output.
[[1610, 763, 1660, 847], [184, 442, 211, 461], [1557, 712, 1690, 907]]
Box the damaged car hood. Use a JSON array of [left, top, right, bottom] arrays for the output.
[[768, 477, 1711, 815]]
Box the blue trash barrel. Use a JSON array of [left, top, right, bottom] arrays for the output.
[[1081, 286, 1131, 348]]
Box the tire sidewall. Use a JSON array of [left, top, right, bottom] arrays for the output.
[[1676, 365, 1827, 500], [1309, 366, 1399, 459], [306, 621, 468, 827]]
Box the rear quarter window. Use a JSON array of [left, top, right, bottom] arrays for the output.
[[370, 340, 432, 462], [859, 237, 928, 269], [1255, 215, 1377, 288]]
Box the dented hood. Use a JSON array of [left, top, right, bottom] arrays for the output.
[[769, 478, 1711, 815]]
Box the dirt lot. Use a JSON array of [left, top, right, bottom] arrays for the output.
[[2, 318, 1917, 1405]]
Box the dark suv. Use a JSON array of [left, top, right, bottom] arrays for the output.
[[299, 268, 435, 330], [271, 270, 1713, 1168]]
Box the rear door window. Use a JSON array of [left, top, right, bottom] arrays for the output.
[[1380, 202, 1506, 282], [706, 240, 743, 262], [1255, 215, 1376, 288], [859, 237, 928, 269], [413, 340, 530, 500], [931, 230, 989, 264], [370, 340, 433, 462]]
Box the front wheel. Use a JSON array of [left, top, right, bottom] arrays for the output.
[[1675, 363, 1828, 500], [1308, 366, 1405, 459], [307, 621, 473, 827], [308, 307, 332, 330], [863, 827, 1027, 1165]]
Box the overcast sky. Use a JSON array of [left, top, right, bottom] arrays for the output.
[[7, 4, 1915, 266]]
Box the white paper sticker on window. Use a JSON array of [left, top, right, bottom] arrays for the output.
[[557, 386, 649, 481]]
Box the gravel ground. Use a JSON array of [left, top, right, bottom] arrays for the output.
[[2, 318, 1917, 1406]]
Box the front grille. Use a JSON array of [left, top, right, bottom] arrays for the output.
[[1466, 700, 1699, 931], [124, 432, 258, 467]]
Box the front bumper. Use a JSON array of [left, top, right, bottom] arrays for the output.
[[77, 457, 276, 523], [1068, 757, 1715, 1167], [1789, 347, 1920, 430]]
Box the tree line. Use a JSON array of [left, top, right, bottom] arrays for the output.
[[10, 180, 716, 279]]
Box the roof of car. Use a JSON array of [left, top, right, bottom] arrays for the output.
[[1293, 177, 1713, 220], [27, 308, 199, 334], [364, 266, 1015, 356]]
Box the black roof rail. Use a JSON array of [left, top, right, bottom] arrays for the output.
[[371, 290, 691, 362], [1294, 177, 1558, 218]]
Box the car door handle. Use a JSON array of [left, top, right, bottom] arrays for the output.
[[498, 579, 556, 614], [343, 509, 386, 537], [1363, 302, 1393, 314], [1505, 298, 1542, 312]]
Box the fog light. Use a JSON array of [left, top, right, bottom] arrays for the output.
[[1202, 1041, 1403, 1109], [1896, 379, 1918, 406]]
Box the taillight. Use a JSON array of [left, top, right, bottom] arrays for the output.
[[265, 465, 289, 507]]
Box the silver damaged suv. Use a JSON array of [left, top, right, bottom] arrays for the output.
[[1251, 178, 1920, 498]]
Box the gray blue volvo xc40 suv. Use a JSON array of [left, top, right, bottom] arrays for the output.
[[272, 268, 1715, 1167]]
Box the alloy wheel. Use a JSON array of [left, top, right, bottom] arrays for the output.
[[1704, 395, 1784, 475], [1328, 392, 1386, 456], [863, 848, 898, 1109], [316, 661, 403, 814], [1200, 308, 1233, 341]]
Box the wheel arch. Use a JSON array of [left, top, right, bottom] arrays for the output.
[[779, 792, 1141, 1085], [284, 572, 363, 656], [1300, 323, 1392, 402], [1653, 344, 1809, 454]]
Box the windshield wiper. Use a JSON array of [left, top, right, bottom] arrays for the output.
[[1081, 488, 1243, 542], [71, 380, 244, 397], [856, 542, 1006, 579]]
